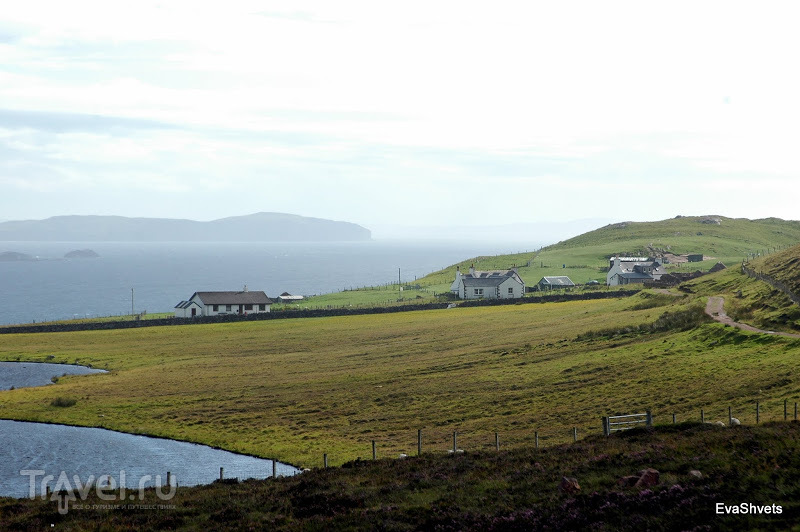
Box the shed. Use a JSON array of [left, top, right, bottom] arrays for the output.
[[537, 276, 575, 290]]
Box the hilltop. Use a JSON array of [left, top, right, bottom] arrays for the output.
[[0, 213, 371, 242]]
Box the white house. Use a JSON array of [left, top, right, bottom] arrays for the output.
[[450, 265, 525, 299], [606, 257, 667, 286], [278, 292, 304, 303], [174, 287, 273, 317]]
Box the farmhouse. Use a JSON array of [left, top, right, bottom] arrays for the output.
[[174, 287, 273, 318], [606, 256, 667, 286], [450, 265, 525, 299], [537, 276, 575, 290]]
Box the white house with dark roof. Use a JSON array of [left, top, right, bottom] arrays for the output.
[[174, 287, 273, 317], [606, 257, 667, 286], [537, 276, 575, 290], [450, 265, 525, 299]]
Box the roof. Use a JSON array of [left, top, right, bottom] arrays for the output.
[[539, 276, 575, 286], [459, 269, 524, 288], [174, 300, 201, 309], [618, 272, 655, 280], [192, 291, 274, 305]]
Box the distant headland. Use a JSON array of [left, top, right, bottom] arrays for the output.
[[0, 212, 372, 242]]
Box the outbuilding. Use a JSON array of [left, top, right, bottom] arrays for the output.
[[537, 276, 575, 290]]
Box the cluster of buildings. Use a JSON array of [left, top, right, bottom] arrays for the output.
[[175, 254, 715, 315]]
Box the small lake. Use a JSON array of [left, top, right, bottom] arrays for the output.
[[0, 361, 107, 390], [0, 363, 299, 498]]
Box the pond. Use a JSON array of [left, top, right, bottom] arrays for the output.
[[0, 361, 107, 390], [0, 363, 299, 498]]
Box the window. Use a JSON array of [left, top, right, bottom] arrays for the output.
[[226, 304, 232, 312], [508, 287, 514, 295], [245, 304, 253, 311], [473, 288, 484, 296], [259, 304, 266, 311], [212, 305, 218, 312]]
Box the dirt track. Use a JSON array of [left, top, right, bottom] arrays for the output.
[[705, 296, 800, 339]]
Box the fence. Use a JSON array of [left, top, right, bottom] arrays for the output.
[[315, 400, 800, 468], [741, 263, 800, 306]]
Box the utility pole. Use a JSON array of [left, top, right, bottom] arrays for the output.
[[131, 288, 135, 317], [398, 268, 401, 299]]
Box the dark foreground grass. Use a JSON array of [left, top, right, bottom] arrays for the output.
[[2, 422, 799, 531]]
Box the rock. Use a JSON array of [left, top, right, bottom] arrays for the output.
[[0, 251, 35, 262], [559, 476, 580, 495], [713, 421, 725, 427], [689, 470, 703, 479], [635, 468, 660, 488], [618, 475, 640, 487], [730, 417, 741, 426], [398, 453, 408, 459]]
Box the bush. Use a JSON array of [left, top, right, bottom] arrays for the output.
[[50, 397, 77, 407]]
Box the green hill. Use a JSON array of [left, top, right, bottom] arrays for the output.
[[417, 215, 800, 291], [298, 216, 800, 309]]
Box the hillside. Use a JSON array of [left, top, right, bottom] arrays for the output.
[[0, 213, 371, 242], [297, 215, 800, 310], [3, 423, 798, 530], [749, 242, 800, 298]]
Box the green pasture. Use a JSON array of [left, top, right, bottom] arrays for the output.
[[2, 280, 800, 469]]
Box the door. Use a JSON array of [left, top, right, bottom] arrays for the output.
[[191, 307, 196, 317]]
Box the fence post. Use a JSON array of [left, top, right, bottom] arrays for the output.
[[453, 431, 457, 454], [573, 427, 577, 442], [535, 431, 539, 448], [372, 440, 376, 460], [418, 429, 422, 456], [166, 471, 171, 487], [785, 399, 788, 421], [756, 402, 760, 424], [495, 432, 499, 451], [272, 460, 277, 478], [701, 409, 705, 424], [672, 413, 676, 424], [602, 416, 609, 436], [728, 406, 732, 426], [323, 453, 328, 468], [219, 467, 224, 481], [646, 410, 652, 428]]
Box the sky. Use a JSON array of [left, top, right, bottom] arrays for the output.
[[1, 1, 799, 238]]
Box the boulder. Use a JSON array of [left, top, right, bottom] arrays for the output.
[[688, 470, 703, 479], [559, 476, 580, 495], [730, 417, 741, 426], [617, 475, 640, 487], [635, 468, 660, 488]]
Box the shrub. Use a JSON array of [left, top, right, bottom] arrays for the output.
[[50, 397, 77, 407]]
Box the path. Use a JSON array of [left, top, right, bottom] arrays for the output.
[[705, 296, 800, 338]]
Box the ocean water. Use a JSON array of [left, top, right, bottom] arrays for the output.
[[0, 240, 536, 325]]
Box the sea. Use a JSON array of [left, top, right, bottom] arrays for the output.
[[0, 240, 540, 326]]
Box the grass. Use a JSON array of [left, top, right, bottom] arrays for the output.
[[3, 422, 800, 530], [1, 284, 800, 469]]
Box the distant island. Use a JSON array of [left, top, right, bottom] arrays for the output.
[[0, 251, 36, 262], [0, 213, 372, 242], [64, 249, 100, 259]]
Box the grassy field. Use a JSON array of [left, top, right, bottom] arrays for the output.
[[1, 281, 800, 470]]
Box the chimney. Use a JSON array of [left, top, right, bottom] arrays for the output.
[[469, 264, 475, 276], [243, 284, 248, 292]]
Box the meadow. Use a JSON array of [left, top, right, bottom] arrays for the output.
[[1, 282, 800, 470]]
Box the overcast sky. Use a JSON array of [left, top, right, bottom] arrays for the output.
[[1, 1, 798, 236]]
